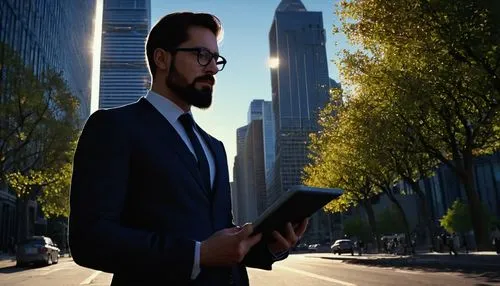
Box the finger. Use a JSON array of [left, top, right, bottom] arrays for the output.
[[296, 218, 309, 237], [272, 231, 291, 249], [246, 233, 262, 248], [284, 222, 299, 245], [226, 226, 241, 234], [236, 223, 254, 239]]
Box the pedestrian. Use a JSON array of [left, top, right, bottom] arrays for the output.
[[491, 226, 500, 254], [461, 233, 469, 254], [448, 233, 458, 256], [68, 12, 308, 285], [358, 240, 364, 256]]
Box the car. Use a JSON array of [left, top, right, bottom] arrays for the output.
[[294, 243, 309, 252], [16, 236, 60, 267], [330, 239, 354, 255], [308, 243, 321, 252]]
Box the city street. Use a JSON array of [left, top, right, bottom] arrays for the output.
[[1, 253, 499, 285]]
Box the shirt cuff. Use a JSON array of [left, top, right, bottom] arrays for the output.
[[191, 241, 201, 280]]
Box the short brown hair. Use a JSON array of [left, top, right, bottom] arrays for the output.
[[145, 12, 223, 78]]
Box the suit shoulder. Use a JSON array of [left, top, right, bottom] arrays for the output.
[[83, 100, 142, 128]]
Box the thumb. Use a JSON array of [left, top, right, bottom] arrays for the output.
[[236, 223, 254, 239]]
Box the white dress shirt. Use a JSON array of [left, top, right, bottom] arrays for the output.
[[145, 90, 215, 280]]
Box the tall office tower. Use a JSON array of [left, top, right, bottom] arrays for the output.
[[242, 120, 266, 220], [0, 0, 95, 119], [268, 0, 334, 242], [247, 99, 264, 123], [99, 0, 150, 109], [0, 0, 96, 248], [246, 100, 276, 190], [268, 0, 330, 203], [262, 101, 276, 187], [232, 126, 248, 224]]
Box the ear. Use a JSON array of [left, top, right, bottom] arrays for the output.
[[153, 48, 171, 74]]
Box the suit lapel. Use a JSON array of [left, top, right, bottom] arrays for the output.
[[138, 98, 209, 198]]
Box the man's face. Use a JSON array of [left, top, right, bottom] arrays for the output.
[[166, 26, 220, 109]]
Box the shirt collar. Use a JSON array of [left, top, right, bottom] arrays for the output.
[[145, 90, 193, 125]]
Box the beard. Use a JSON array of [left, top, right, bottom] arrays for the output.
[[166, 63, 214, 109]]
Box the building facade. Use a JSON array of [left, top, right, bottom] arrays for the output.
[[267, 0, 331, 203], [0, 0, 96, 251], [99, 0, 150, 109], [267, 0, 335, 243]]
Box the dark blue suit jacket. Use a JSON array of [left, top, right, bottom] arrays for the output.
[[69, 98, 282, 285]]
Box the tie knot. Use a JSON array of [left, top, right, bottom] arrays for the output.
[[179, 113, 195, 129]]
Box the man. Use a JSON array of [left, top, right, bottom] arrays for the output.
[[69, 12, 308, 285], [491, 226, 500, 254]]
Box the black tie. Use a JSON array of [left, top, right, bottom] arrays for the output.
[[178, 113, 211, 192]]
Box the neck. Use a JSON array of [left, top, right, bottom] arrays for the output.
[[151, 81, 190, 112]]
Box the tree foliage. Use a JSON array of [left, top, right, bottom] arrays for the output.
[[328, 0, 500, 247], [440, 200, 473, 234], [343, 215, 371, 242], [377, 207, 406, 235], [0, 42, 80, 219]]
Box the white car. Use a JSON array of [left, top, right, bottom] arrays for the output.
[[330, 239, 354, 255]]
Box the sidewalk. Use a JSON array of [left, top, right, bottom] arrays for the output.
[[0, 253, 16, 268], [306, 250, 500, 269]]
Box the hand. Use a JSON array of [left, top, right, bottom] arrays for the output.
[[200, 223, 262, 267], [268, 218, 309, 255]]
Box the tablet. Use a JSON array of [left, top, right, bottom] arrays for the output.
[[252, 185, 343, 235]]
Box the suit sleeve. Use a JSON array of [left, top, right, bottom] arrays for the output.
[[69, 110, 195, 279]]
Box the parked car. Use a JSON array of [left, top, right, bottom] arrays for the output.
[[331, 239, 354, 255], [308, 243, 321, 252], [16, 236, 60, 267], [294, 243, 309, 252]]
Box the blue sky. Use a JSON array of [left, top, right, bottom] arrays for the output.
[[150, 0, 346, 180]]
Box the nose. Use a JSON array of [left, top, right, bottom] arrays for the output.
[[205, 57, 219, 74]]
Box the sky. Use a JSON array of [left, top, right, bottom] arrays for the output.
[[149, 0, 347, 180]]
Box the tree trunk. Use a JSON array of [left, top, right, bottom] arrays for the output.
[[16, 197, 29, 241], [361, 200, 380, 252], [460, 151, 488, 249], [384, 188, 412, 252], [408, 180, 435, 247]]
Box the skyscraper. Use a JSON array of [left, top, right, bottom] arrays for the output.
[[0, 0, 95, 119], [247, 99, 264, 123], [262, 101, 276, 186], [0, 0, 95, 249], [99, 0, 150, 109], [268, 0, 331, 203], [268, 0, 337, 242]]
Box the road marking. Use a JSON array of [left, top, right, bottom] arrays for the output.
[[274, 265, 357, 286], [394, 269, 424, 275], [80, 270, 102, 285], [39, 268, 64, 276]]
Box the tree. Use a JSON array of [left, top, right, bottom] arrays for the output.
[[304, 89, 382, 250], [440, 200, 473, 234], [0, 43, 80, 239], [377, 207, 406, 236], [336, 0, 500, 248], [343, 215, 371, 242]]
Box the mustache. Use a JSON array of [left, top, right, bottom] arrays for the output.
[[194, 75, 215, 85]]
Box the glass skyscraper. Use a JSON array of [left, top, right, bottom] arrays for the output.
[[0, 0, 95, 250], [0, 0, 95, 119], [268, 0, 331, 203], [267, 0, 336, 243], [99, 0, 150, 109]]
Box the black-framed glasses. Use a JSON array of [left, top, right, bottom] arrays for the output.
[[173, 47, 227, 71]]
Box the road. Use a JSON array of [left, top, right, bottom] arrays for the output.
[[0, 254, 498, 285]]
